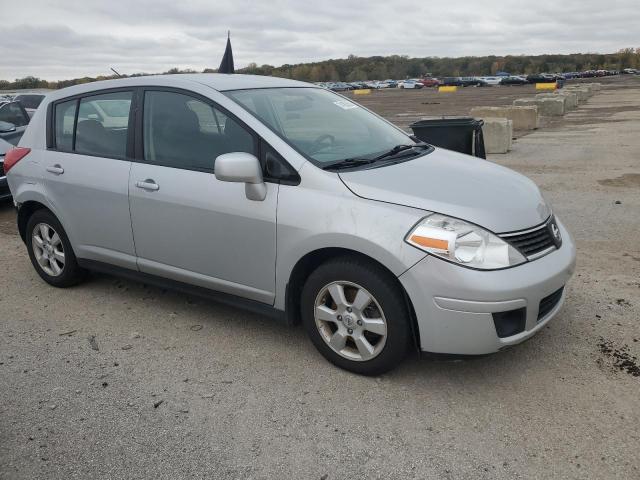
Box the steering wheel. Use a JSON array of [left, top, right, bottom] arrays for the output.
[[308, 134, 336, 154]]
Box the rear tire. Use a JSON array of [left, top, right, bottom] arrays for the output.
[[301, 257, 412, 375], [26, 209, 87, 288]]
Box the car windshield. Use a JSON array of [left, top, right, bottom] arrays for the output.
[[225, 87, 417, 165]]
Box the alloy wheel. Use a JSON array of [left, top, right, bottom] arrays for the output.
[[32, 223, 65, 277], [314, 281, 388, 361]]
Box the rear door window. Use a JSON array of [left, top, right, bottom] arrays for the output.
[[75, 91, 132, 158], [142, 90, 255, 172]]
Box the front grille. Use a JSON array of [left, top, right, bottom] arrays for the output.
[[499, 218, 556, 259], [538, 287, 564, 320]]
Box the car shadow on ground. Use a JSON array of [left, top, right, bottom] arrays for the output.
[[80, 266, 552, 384]]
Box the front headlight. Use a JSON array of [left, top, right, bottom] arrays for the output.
[[405, 214, 526, 270]]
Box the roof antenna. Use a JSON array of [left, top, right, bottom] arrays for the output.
[[110, 68, 123, 78]]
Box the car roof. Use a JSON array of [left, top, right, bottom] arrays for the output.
[[45, 74, 314, 102]]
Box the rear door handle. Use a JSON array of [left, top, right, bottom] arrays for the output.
[[135, 179, 159, 191], [46, 164, 64, 175]]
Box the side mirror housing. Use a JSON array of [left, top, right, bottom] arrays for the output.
[[215, 152, 266, 201], [0, 121, 16, 133]]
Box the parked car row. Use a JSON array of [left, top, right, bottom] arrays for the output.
[[315, 68, 631, 93]]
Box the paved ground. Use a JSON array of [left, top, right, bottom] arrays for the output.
[[1, 77, 639, 479], [346, 76, 631, 132]]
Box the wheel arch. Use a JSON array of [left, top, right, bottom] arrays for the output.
[[284, 247, 420, 350], [17, 200, 53, 243]]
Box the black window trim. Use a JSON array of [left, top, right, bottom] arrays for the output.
[[45, 85, 300, 185], [259, 138, 301, 186], [46, 87, 136, 161]]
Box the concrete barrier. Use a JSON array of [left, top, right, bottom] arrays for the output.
[[565, 87, 590, 102], [536, 93, 568, 110], [513, 97, 565, 116], [566, 84, 594, 95], [469, 106, 538, 130], [588, 83, 602, 92], [559, 91, 579, 109], [481, 117, 512, 154], [536, 97, 565, 116], [513, 98, 537, 108], [439, 86, 457, 93]]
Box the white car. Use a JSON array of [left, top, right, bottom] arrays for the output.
[[397, 80, 423, 89], [478, 76, 502, 86]]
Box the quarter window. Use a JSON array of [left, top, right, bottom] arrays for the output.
[[54, 99, 77, 151], [143, 90, 255, 171], [75, 91, 132, 158]]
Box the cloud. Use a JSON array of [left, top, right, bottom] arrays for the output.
[[0, 0, 638, 80]]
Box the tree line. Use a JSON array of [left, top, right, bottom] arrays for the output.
[[2, 48, 639, 90]]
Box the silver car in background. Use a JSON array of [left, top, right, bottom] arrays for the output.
[[5, 74, 576, 375]]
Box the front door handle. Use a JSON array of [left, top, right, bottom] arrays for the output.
[[46, 164, 64, 175], [135, 179, 159, 191]]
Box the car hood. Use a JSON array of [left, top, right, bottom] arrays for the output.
[[338, 148, 551, 233]]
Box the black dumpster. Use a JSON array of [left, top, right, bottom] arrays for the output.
[[410, 117, 486, 159]]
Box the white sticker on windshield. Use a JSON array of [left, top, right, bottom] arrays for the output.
[[333, 100, 357, 110]]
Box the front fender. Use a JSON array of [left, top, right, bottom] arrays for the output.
[[274, 182, 427, 310]]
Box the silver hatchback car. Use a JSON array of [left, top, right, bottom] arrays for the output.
[[5, 74, 576, 375]]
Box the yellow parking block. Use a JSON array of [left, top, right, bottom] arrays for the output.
[[535, 82, 557, 91], [353, 89, 371, 95], [439, 86, 457, 93]]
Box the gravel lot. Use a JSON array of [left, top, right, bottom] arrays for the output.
[[1, 77, 639, 479]]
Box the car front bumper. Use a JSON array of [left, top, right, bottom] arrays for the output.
[[399, 219, 577, 355]]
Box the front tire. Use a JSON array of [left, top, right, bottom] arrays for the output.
[[301, 257, 412, 375], [26, 209, 87, 288]]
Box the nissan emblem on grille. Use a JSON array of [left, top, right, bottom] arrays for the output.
[[549, 220, 562, 248]]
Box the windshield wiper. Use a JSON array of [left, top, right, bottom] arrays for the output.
[[371, 143, 430, 162], [321, 143, 430, 171], [321, 158, 379, 170]]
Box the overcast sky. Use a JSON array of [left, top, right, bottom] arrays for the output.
[[2, 0, 638, 80]]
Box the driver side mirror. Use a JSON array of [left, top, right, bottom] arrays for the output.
[[215, 152, 267, 201], [0, 121, 16, 133]]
